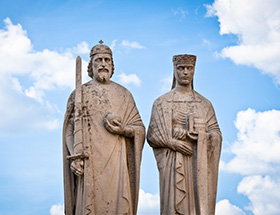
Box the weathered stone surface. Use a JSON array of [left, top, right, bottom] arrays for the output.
[[147, 54, 222, 215], [63, 41, 145, 215]]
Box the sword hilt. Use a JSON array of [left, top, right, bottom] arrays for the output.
[[66, 153, 89, 160]]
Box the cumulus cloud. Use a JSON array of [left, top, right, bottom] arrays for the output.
[[0, 18, 89, 103], [72, 41, 90, 55], [220, 108, 280, 214], [205, 0, 280, 83], [121, 40, 146, 49], [215, 199, 245, 215], [0, 18, 90, 134], [238, 176, 280, 215], [50, 203, 64, 215], [108, 40, 146, 52], [116, 72, 141, 86], [0, 74, 60, 134], [221, 108, 280, 175], [137, 189, 160, 215]]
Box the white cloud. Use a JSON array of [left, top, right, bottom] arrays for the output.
[[0, 74, 60, 135], [116, 72, 141, 86], [215, 199, 245, 215], [110, 39, 117, 51], [0, 18, 91, 134], [205, 0, 280, 83], [50, 203, 64, 215], [221, 108, 280, 175], [10, 76, 23, 93], [238, 175, 280, 215], [172, 8, 189, 21], [137, 189, 160, 215], [25, 86, 45, 103], [121, 40, 146, 49], [72, 41, 90, 55], [220, 108, 280, 215], [0, 18, 90, 103]]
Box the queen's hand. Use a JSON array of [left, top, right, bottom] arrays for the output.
[[173, 127, 187, 140]]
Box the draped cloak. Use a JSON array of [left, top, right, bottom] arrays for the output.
[[63, 80, 145, 215], [147, 90, 222, 215]]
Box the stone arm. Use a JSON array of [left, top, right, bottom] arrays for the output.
[[147, 102, 193, 156], [103, 94, 144, 138], [177, 102, 222, 145], [64, 92, 84, 176], [148, 124, 193, 156], [65, 111, 74, 156], [104, 115, 135, 138], [64, 91, 75, 156], [205, 103, 222, 147]]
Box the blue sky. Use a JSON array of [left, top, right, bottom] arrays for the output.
[[0, 0, 280, 214]]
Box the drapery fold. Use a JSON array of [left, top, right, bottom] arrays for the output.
[[148, 90, 222, 215]]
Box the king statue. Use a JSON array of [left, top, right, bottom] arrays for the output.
[[147, 54, 222, 215], [63, 41, 145, 215]]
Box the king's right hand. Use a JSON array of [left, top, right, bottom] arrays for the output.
[[70, 159, 84, 176]]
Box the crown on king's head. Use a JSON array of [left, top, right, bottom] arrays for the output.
[[173, 54, 196, 65], [90, 40, 112, 57]]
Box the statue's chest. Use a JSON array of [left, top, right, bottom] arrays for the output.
[[83, 86, 113, 116], [171, 100, 207, 124], [173, 102, 195, 115]]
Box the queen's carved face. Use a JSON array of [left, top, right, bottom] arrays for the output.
[[175, 63, 194, 86], [92, 53, 113, 83]]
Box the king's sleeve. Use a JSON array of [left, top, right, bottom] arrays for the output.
[[124, 93, 145, 132], [64, 91, 75, 156]]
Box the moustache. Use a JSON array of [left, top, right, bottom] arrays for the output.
[[97, 67, 109, 73]]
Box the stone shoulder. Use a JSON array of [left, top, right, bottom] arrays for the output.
[[153, 90, 173, 106], [193, 91, 213, 107], [152, 90, 213, 107], [109, 80, 133, 97]]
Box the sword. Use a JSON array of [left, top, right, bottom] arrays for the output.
[[66, 153, 88, 160], [70, 56, 89, 214], [72, 56, 88, 160]]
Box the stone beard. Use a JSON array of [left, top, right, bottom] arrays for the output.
[[63, 43, 145, 215], [147, 54, 222, 215]]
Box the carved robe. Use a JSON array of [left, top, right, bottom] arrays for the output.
[[147, 90, 222, 215], [63, 80, 145, 215]]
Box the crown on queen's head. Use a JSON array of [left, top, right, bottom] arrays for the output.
[[173, 54, 196, 66], [90, 40, 112, 57]]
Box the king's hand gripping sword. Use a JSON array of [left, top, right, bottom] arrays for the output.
[[67, 56, 88, 161]]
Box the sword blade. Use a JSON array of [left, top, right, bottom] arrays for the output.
[[74, 56, 83, 154]]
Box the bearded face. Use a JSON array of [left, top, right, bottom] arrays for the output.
[[92, 53, 113, 83]]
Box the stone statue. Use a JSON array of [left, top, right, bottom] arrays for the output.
[[63, 41, 145, 215], [147, 54, 222, 215]]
